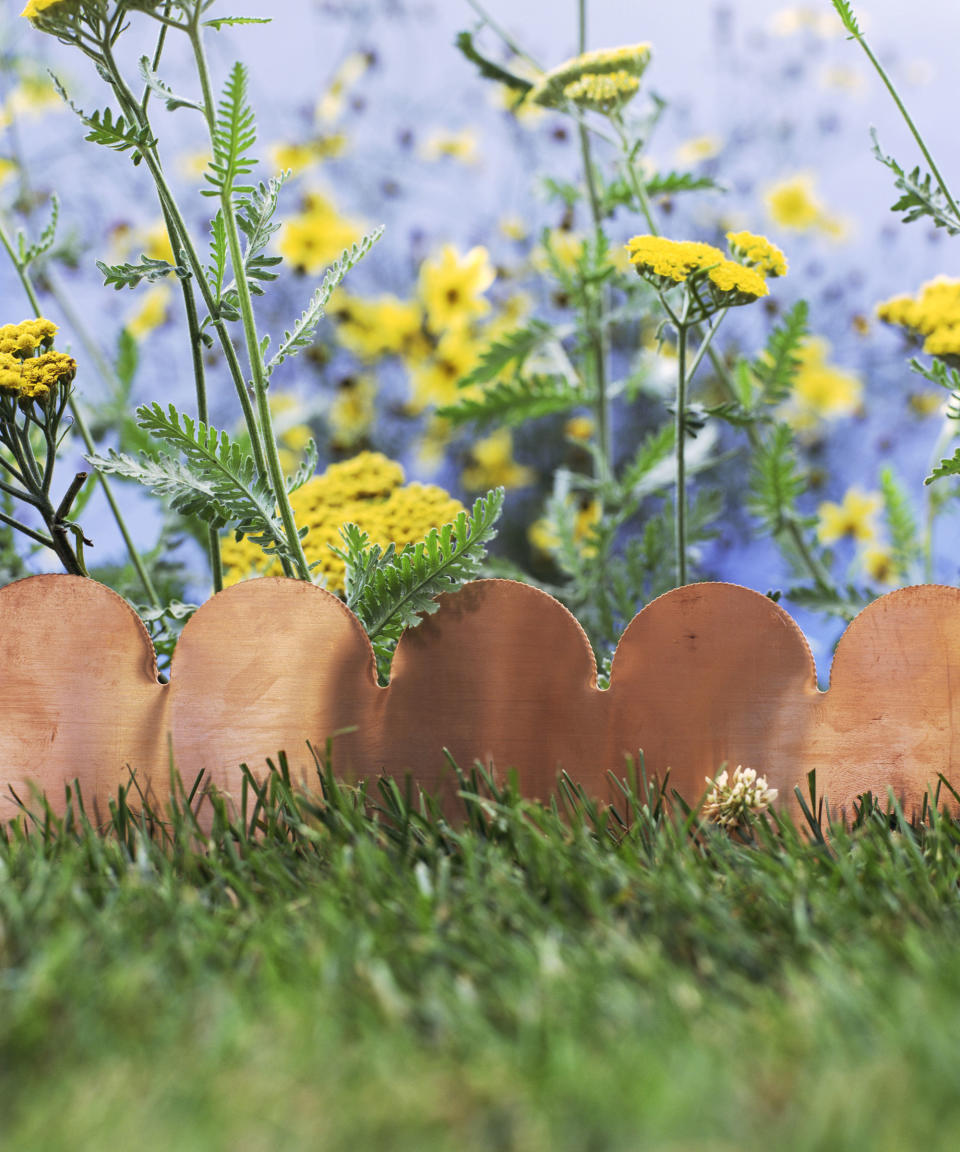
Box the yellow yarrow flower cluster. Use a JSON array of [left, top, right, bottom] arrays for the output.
[[626, 235, 770, 305], [764, 173, 845, 237], [0, 318, 75, 402], [876, 277, 960, 359], [561, 71, 640, 114], [529, 43, 651, 109], [725, 231, 788, 278], [220, 451, 464, 592]]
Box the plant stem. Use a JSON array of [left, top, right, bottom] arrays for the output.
[[186, 21, 309, 580], [675, 303, 689, 587], [0, 215, 162, 602], [846, 25, 960, 226]]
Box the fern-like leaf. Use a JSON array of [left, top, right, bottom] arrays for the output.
[[90, 403, 286, 548], [749, 422, 807, 533], [751, 300, 809, 407], [83, 105, 156, 156], [332, 488, 504, 673], [457, 321, 552, 389], [202, 61, 258, 199], [879, 466, 920, 577], [831, 0, 862, 37], [871, 129, 960, 235], [437, 374, 584, 429], [266, 226, 382, 377], [15, 195, 58, 270], [97, 254, 188, 290], [286, 438, 319, 493], [205, 16, 272, 30]]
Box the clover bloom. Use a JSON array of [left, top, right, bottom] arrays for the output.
[[702, 766, 777, 827]]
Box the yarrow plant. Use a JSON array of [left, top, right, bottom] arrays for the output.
[[3, 0, 505, 666]]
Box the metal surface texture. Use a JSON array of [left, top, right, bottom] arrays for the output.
[[1, 573, 958, 824]]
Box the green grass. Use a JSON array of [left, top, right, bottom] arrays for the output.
[[3, 755, 960, 1151]]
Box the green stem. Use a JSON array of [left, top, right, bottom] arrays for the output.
[[847, 26, 960, 226], [0, 216, 162, 603], [0, 504, 55, 549], [675, 314, 689, 587], [186, 21, 309, 580]]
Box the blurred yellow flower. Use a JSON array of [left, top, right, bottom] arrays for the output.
[[461, 428, 535, 490], [328, 375, 377, 449], [780, 337, 862, 430], [331, 291, 426, 362], [528, 497, 600, 558], [0, 157, 18, 187], [269, 136, 347, 176], [861, 545, 898, 586], [419, 129, 480, 165], [220, 450, 463, 593], [674, 135, 723, 166], [125, 284, 172, 342], [316, 52, 373, 124], [565, 415, 594, 442], [817, 488, 881, 545], [764, 173, 845, 237], [499, 215, 529, 242], [419, 245, 496, 335], [408, 329, 483, 412], [279, 190, 364, 275]]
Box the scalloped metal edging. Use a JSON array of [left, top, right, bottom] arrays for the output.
[[2, 573, 959, 823]]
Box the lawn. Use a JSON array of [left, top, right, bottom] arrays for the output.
[[3, 760, 960, 1151]]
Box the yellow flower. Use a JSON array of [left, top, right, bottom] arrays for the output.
[[220, 450, 464, 593], [0, 318, 73, 402], [725, 231, 788, 278], [408, 329, 483, 413], [565, 415, 594, 442], [877, 277, 960, 360], [461, 428, 535, 490], [626, 236, 725, 284], [764, 173, 844, 236], [529, 43, 651, 109], [316, 52, 373, 124], [816, 488, 881, 545], [269, 136, 347, 175], [780, 337, 862, 430], [418, 245, 495, 335], [561, 71, 640, 114], [705, 261, 768, 299], [279, 190, 364, 275], [499, 215, 529, 243], [331, 292, 425, 362], [861, 546, 898, 586], [0, 158, 17, 187], [419, 130, 480, 165], [674, 135, 723, 166], [21, 0, 75, 20], [125, 283, 171, 341], [328, 375, 377, 449], [528, 496, 600, 558]]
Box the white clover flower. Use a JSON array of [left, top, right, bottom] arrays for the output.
[[702, 765, 778, 827]]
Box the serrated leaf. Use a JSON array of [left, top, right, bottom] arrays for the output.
[[266, 226, 383, 377], [750, 300, 810, 407], [84, 105, 156, 155], [332, 488, 504, 676], [749, 422, 806, 533], [871, 129, 960, 236], [90, 404, 288, 550], [97, 254, 188, 290], [437, 374, 584, 429], [15, 194, 58, 270], [831, 0, 861, 37], [202, 61, 258, 200], [457, 321, 552, 389], [286, 438, 318, 493], [205, 16, 272, 29]]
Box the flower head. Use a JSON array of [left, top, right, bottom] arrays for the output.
[[816, 487, 882, 545], [779, 336, 862, 431], [626, 235, 769, 309], [561, 70, 640, 114], [529, 43, 651, 109], [877, 277, 960, 363], [418, 245, 495, 335], [726, 231, 788, 278], [702, 765, 778, 827], [0, 319, 75, 403]]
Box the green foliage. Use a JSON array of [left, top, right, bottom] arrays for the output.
[[457, 321, 553, 389], [454, 30, 534, 94], [880, 466, 921, 578], [204, 16, 272, 30], [871, 129, 960, 235], [332, 488, 505, 677], [88, 403, 286, 550], [136, 55, 203, 114], [437, 374, 584, 429], [14, 194, 58, 270], [749, 300, 810, 407], [81, 105, 156, 158], [96, 254, 187, 290], [749, 422, 808, 534], [202, 61, 257, 200], [831, 0, 862, 37], [266, 226, 383, 377]]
